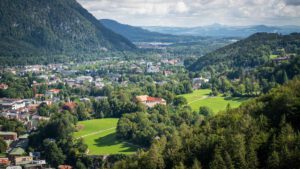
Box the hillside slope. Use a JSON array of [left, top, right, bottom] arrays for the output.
[[188, 33, 300, 72], [0, 0, 135, 58]]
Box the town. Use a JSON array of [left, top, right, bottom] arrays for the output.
[[0, 56, 210, 169]]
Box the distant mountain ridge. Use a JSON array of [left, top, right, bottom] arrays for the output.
[[100, 19, 205, 43], [0, 0, 135, 58], [144, 24, 300, 37]]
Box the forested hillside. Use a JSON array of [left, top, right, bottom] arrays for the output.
[[187, 33, 300, 97], [115, 77, 300, 169], [0, 0, 135, 64], [189, 33, 300, 72]]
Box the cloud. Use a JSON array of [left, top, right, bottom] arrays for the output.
[[76, 0, 300, 26]]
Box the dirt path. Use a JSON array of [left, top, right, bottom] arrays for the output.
[[188, 96, 209, 105], [76, 127, 116, 139]]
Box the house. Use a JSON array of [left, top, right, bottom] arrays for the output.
[[46, 89, 61, 98], [0, 83, 8, 90], [0, 132, 18, 141], [0, 158, 11, 166], [76, 76, 93, 84], [136, 95, 167, 108], [192, 77, 210, 89], [0, 99, 26, 110], [146, 63, 160, 73], [58, 165, 73, 169], [63, 102, 77, 112], [272, 56, 290, 64], [14, 156, 33, 165]]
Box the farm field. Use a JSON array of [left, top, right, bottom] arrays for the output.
[[74, 118, 138, 155], [180, 89, 250, 113]]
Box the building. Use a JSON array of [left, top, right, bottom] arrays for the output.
[[76, 76, 93, 84], [58, 165, 73, 169], [136, 95, 167, 108], [0, 99, 26, 110], [0, 83, 8, 90], [0, 132, 17, 141], [146, 63, 160, 73], [0, 158, 11, 166], [272, 56, 290, 64], [192, 77, 210, 89], [14, 156, 33, 165]]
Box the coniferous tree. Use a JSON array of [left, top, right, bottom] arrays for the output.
[[191, 159, 202, 169]]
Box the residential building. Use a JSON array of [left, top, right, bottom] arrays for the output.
[[136, 95, 167, 108], [0, 158, 10, 166], [192, 77, 210, 89], [0, 83, 8, 90], [0, 132, 17, 141], [14, 156, 33, 165]]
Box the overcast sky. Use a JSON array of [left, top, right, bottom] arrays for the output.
[[76, 0, 300, 27]]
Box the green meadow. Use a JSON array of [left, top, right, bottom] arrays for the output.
[[74, 118, 138, 155], [180, 89, 250, 114]]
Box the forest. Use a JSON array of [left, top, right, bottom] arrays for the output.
[[114, 77, 300, 169]]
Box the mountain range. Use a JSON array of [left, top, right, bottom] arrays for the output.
[[0, 0, 135, 58], [144, 24, 300, 37], [100, 19, 207, 43]]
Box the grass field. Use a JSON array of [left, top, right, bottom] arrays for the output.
[[180, 89, 250, 114], [270, 54, 279, 59], [74, 118, 138, 155]]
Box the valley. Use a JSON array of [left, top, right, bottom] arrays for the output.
[[0, 0, 300, 169]]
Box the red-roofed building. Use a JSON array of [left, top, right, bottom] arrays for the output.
[[58, 165, 73, 169], [63, 102, 77, 112], [48, 89, 61, 94], [0, 158, 10, 166], [136, 95, 166, 108], [35, 94, 44, 98], [0, 83, 8, 90]]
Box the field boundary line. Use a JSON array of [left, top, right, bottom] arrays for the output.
[[76, 127, 116, 139], [188, 96, 210, 104]]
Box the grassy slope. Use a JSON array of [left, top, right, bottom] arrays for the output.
[[180, 89, 249, 113], [74, 118, 138, 155]]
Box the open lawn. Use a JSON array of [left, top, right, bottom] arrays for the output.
[[270, 54, 279, 59], [74, 118, 138, 155], [180, 89, 250, 114]]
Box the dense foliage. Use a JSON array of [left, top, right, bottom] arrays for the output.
[[115, 77, 300, 169], [0, 116, 26, 135]]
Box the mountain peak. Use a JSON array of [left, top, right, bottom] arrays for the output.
[[0, 0, 135, 58]]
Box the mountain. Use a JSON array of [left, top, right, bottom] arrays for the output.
[[188, 33, 300, 72], [144, 24, 300, 37], [100, 19, 174, 42], [100, 19, 205, 43], [0, 0, 135, 59]]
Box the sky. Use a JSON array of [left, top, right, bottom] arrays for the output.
[[76, 0, 300, 27]]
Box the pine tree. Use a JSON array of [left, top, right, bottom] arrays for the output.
[[210, 148, 227, 169], [282, 70, 289, 84], [173, 162, 185, 169], [246, 142, 259, 169], [224, 151, 234, 169], [267, 151, 280, 169], [191, 159, 202, 169]]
